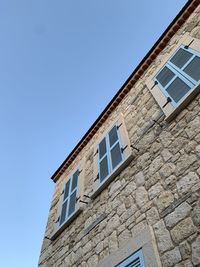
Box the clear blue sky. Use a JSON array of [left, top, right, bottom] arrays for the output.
[[0, 1, 187, 266]]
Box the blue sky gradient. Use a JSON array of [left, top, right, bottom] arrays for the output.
[[0, 1, 187, 266]]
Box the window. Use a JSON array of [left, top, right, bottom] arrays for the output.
[[147, 36, 200, 121], [59, 169, 79, 226], [154, 45, 200, 107], [116, 249, 145, 267], [51, 163, 85, 240], [91, 114, 132, 198], [98, 124, 124, 183]]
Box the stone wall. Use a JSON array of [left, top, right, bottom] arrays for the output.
[[38, 4, 200, 267]]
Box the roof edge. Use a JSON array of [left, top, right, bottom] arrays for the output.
[[51, 0, 199, 182]]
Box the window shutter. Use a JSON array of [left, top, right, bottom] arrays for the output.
[[59, 168, 79, 225], [166, 77, 191, 103], [116, 249, 145, 267], [183, 56, 200, 82], [156, 66, 175, 87], [109, 125, 123, 170], [68, 191, 77, 216], [60, 200, 68, 225], [98, 137, 109, 182], [123, 256, 141, 267], [170, 48, 193, 68]]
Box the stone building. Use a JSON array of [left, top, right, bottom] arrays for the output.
[[38, 1, 200, 266]]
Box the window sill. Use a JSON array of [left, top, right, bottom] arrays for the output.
[[51, 207, 82, 240], [165, 81, 200, 122], [90, 153, 133, 199]]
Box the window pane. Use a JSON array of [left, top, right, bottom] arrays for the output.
[[166, 77, 191, 103], [170, 48, 193, 68], [68, 191, 77, 216], [183, 56, 200, 82], [99, 138, 107, 159], [156, 66, 175, 87], [99, 156, 109, 182], [63, 180, 70, 200], [60, 200, 68, 225], [111, 143, 122, 170], [71, 170, 79, 191], [109, 125, 118, 147]]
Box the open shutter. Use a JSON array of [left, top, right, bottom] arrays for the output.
[[116, 249, 145, 267]]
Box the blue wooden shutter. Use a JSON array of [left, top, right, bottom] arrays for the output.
[[98, 137, 109, 182], [68, 170, 79, 216], [183, 56, 200, 81], [59, 169, 79, 225], [108, 125, 122, 170], [116, 249, 145, 267]]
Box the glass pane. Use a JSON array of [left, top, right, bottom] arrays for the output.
[[184, 56, 200, 82], [60, 200, 68, 225], [156, 66, 175, 87], [170, 48, 193, 68], [99, 156, 109, 182], [63, 180, 70, 200], [166, 77, 191, 103], [99, 138, 107, 159], [68, 191, 77, 216], [109, 125, 118, 147], [110, 143, 122, 170], [71, 170, 79, 191]]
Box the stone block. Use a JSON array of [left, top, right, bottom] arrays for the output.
[[161, 247, 182, 267], [192, 235, 200, 266], [146, 207, 159, 225], [148, 183, 163, 200], [177, 172, 199, 195], [192, 200, 200, 226], [171, 218, 196, 244], [135, 171, 145, 186], [179, 241, 191, 260], [164, 202, 191, 228], [159, 163, 176, 179], [153, 220, 173, 253], [155, 190, 174, 212], [148, 156, 163, 176], [135, 186, 148, 208]]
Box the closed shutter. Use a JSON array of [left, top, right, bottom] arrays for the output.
[[116, 249, 145, 267], [98, 137, 109, 182], [59, 169, 79, 225], [183, 56, 200, 81], [109, 125, 123, 170], [98, 124, 123, 183], [170, 48, 193, 68]]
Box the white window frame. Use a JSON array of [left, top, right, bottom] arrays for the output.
[[146, 34, 200, 121], [91, 113, 132, 198], [95, 225, 161, 267]]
